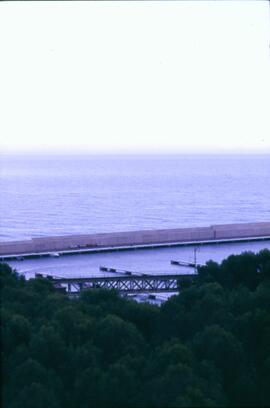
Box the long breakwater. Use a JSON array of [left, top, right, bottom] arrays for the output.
[[1, 222, 270, 260]]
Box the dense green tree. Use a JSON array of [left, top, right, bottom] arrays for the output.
[[1, 249, 270, 407], [9, 383, 60, 408], [94, 314, 145, 363]]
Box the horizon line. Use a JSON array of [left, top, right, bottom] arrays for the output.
[[1, 147, 270, 156]]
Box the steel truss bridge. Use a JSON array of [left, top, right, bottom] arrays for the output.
[[51, 273, 195, 294]]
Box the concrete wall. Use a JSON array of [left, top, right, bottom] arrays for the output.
[[212, 222, 270, 239], [0, 222, 270, 256]]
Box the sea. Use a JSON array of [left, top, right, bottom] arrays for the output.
[[1, 154, 269, 241], [1, 153, 270, 297]]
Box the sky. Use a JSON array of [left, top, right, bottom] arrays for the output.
[[0, 1, 269, 154]]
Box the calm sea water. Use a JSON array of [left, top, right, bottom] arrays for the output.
[[1, 154, 269, 241], [8, 240, 270, 279]]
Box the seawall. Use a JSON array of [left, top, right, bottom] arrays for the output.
[[0, 222, 270, 258]]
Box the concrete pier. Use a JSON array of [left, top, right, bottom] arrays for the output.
[[0, 222, 269, 260]]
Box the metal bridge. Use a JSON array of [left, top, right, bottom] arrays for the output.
[[51, 273, 195, 294]]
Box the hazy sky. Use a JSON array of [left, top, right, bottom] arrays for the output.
[[0, 1, 269, 154]]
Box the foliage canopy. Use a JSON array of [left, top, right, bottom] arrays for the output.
[[1, 249, 270, 407]]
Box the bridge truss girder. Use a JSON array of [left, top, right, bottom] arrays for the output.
[[54, 274, 194, 294]]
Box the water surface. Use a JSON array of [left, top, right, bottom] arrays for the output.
[[1, 154, 269, 241]]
